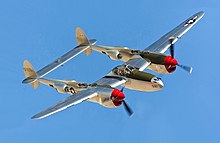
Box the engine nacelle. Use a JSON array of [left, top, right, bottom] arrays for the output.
[[106, 51, 122, 60], [89, 87, 125, 108], [140, 52, 178, 74], [112, 65, 164, 91]]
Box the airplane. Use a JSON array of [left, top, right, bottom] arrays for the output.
[[22, 31, 164, 119], [78, 11, 204, 74], [22, 11, 204, 120]]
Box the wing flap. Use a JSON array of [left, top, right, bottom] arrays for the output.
[[31, 89, 97, 119]]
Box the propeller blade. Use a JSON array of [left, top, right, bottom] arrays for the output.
[[169, 37, 175, 58], [121, 87, 125, 92], [178, 64, 193, 74], [170, 44, 174, 58], [122, 100, 134, 117]]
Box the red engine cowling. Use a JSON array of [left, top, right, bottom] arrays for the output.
[[164, 56, 178, 73], [111, 89, 125, 106]]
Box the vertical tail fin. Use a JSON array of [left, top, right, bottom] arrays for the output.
[[76, 27, 90, 45], [76, 27, 92, 56], [22, 60, 39, 88]]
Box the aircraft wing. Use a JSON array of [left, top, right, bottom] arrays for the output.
[[125, 11, 204, 70], [144, 11, 204, 53], [126, 56, 151, 71], [95, 75, 127, 87], [32, 74, 127, 119], [31, 89, 98, 119]]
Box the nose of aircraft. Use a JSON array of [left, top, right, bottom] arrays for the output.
[[151, 77, 164, 89], [157, 79, 164, 88]]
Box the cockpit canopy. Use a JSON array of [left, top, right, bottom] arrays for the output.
[[112, 65, 136, 76]]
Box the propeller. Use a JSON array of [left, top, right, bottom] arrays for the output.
[[121, 86, 125, 92], [122, 100, 134, 117], [177, 64, 193, 74], [169, 37, 193, 74], [120, 87, 134, 117], [169, 37, 175, 58]]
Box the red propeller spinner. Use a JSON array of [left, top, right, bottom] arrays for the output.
[[164, 56, 178, 73], [111, 88, 125, 106]]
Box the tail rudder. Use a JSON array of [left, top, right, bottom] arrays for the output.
[[22, 60, 39, 89], [76, 27, 90, 45], [76, 27, 96, 56]]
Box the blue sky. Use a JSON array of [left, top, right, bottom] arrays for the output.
[[0, 0, 219, 143]]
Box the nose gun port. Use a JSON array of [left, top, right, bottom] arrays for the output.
[[157, 79, 164, 88], [151, 77, 164, 89]]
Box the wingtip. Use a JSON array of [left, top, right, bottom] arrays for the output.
[[31, 115, 41, 120], [199, 11, 205, 15], [31, 116, 37, 120], [189, 67, 193, 74], [197, 11, 205, 18]]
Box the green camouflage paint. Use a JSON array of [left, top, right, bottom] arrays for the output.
[[126, 69, 155, 81], [140, 52, 166, 64]]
